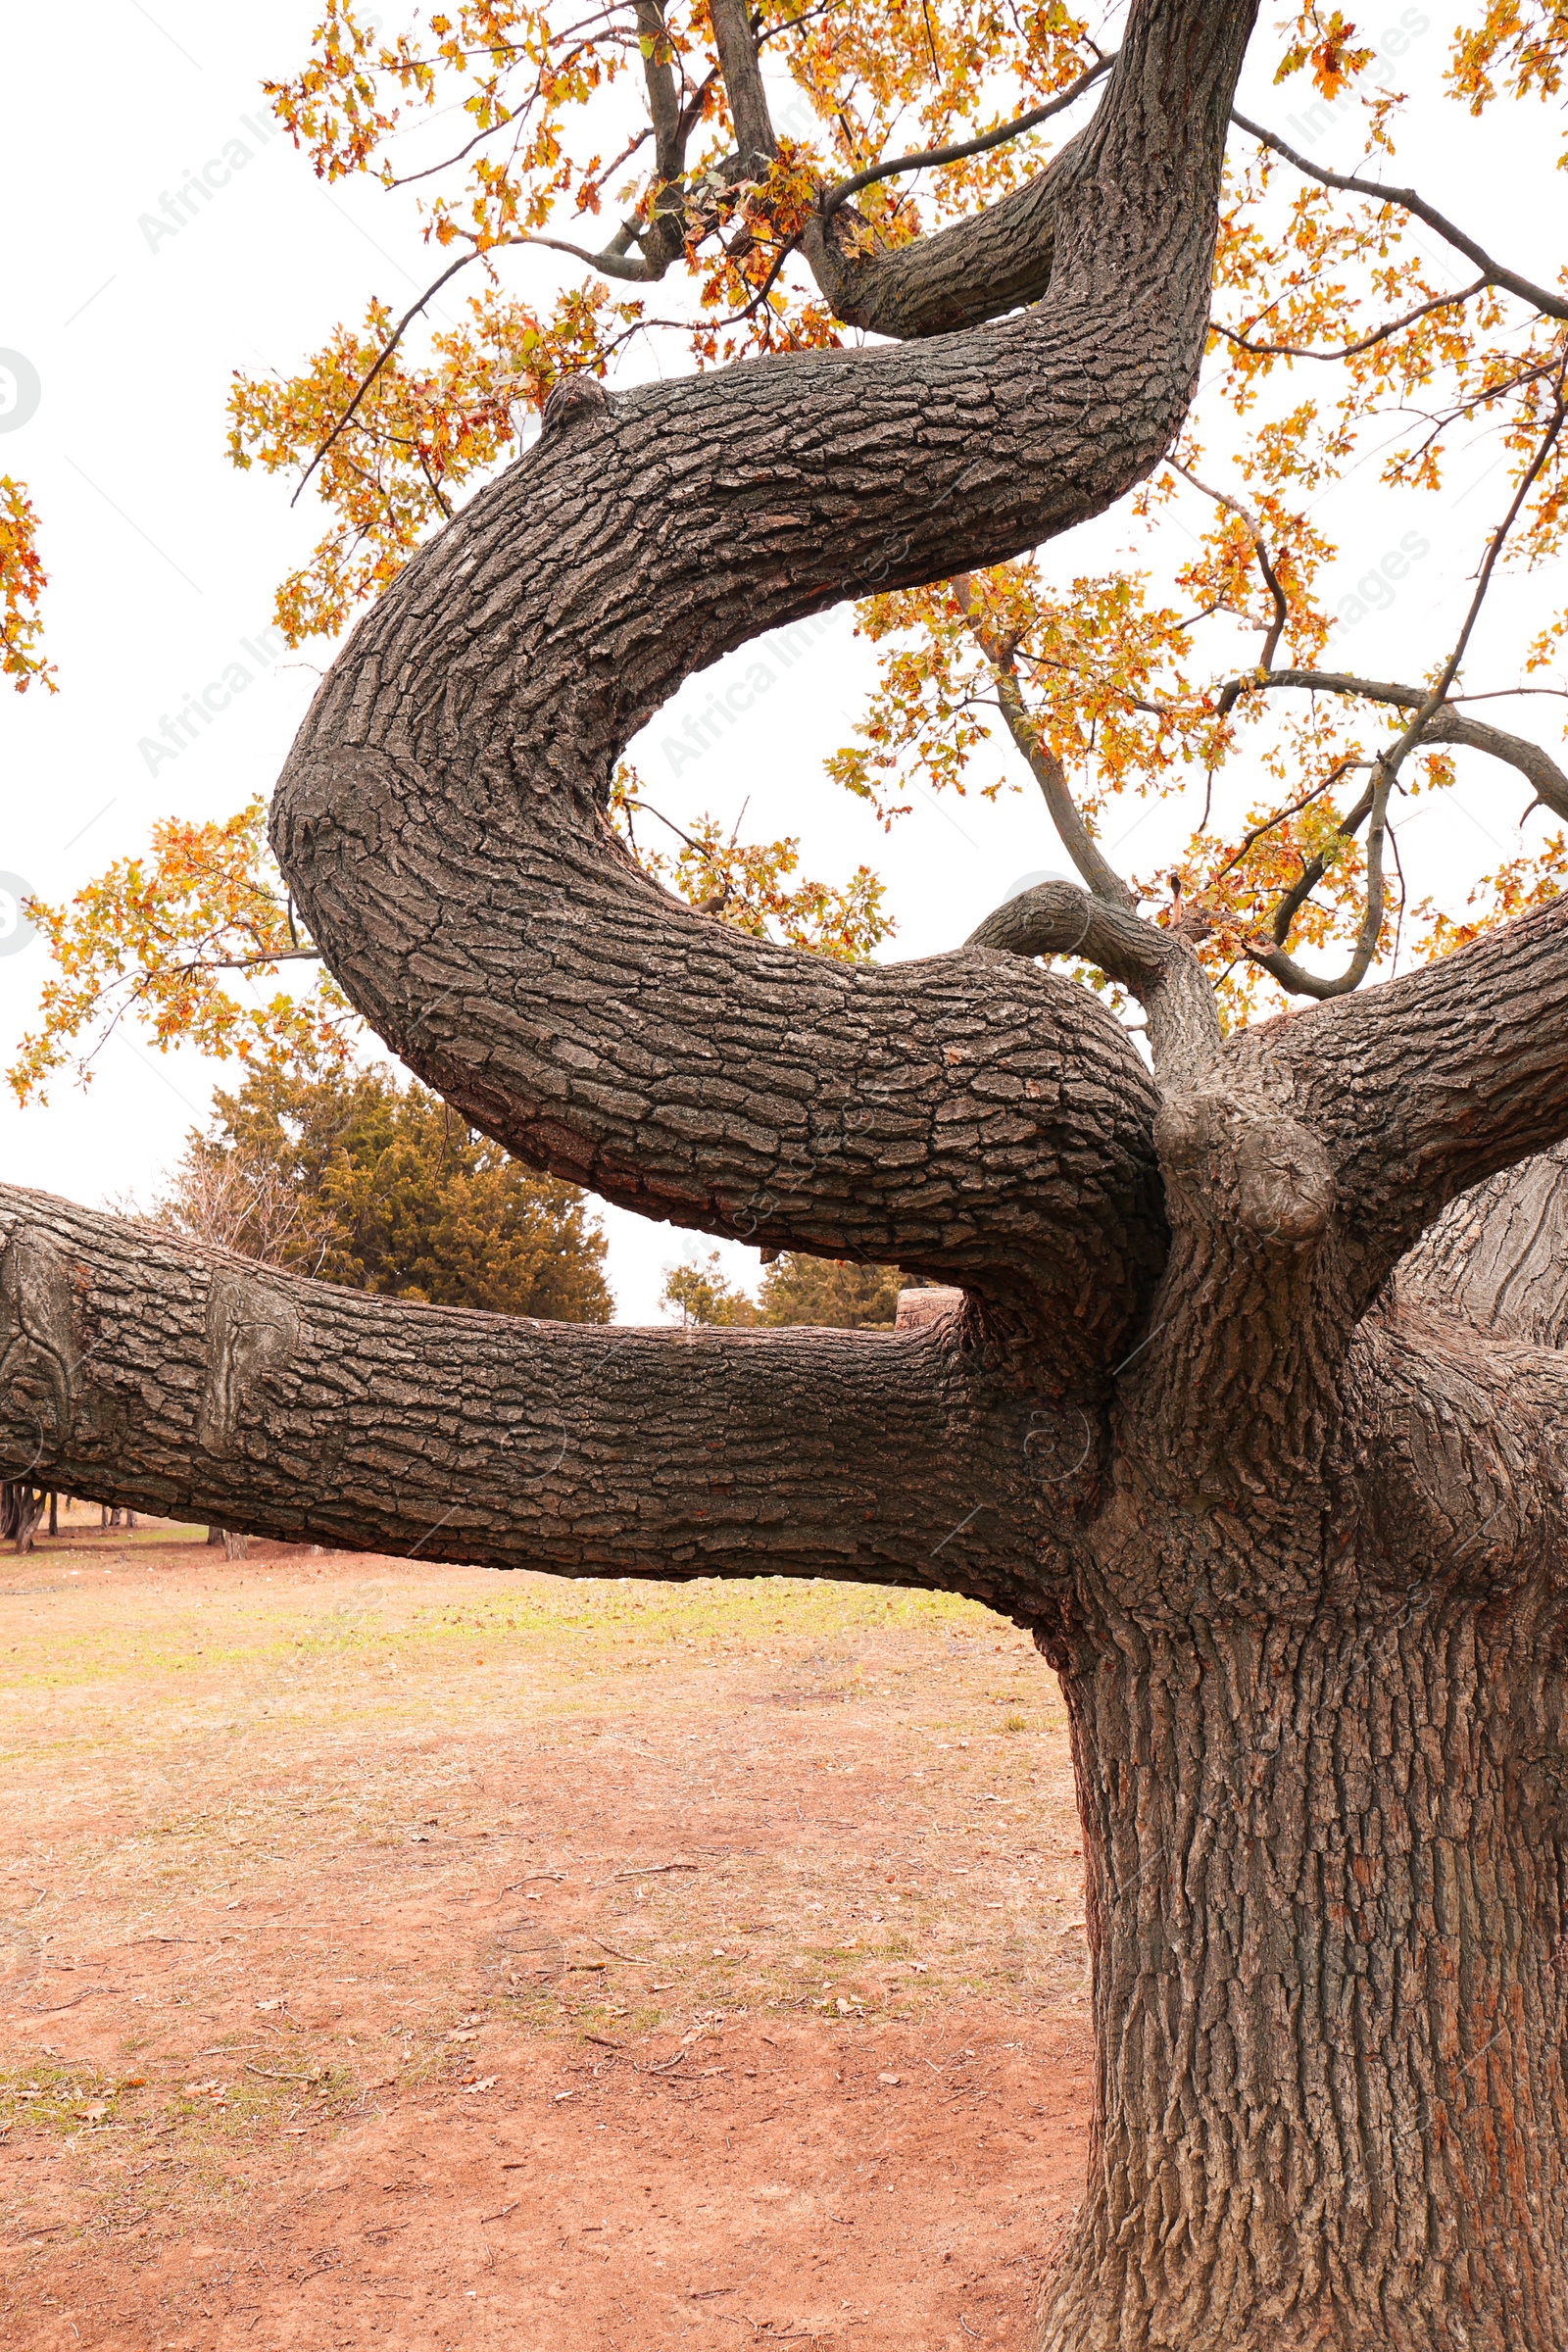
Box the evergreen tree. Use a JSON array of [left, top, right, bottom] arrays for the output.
[[155, 1064, 611, 1323]]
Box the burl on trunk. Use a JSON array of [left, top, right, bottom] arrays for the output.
[[7, 1, 1568, 2344]]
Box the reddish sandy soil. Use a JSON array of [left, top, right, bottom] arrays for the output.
[[1, 1514, 1093, 2349]]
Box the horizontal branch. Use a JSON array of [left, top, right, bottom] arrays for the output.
[[1227, 668, 1568, 821], [0, 1187, 1069, 1616], [1210, 275, 1488, 363]]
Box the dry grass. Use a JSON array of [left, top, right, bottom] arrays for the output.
[[1, 1513, 1092, 2350]]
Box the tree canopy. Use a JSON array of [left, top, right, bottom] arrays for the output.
[[663, 1247, 914, 1325], [6, 10, 1568, 2337]]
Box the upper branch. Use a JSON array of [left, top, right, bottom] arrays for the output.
[[273, 0, 1257, 1381], [1235, 895, 1568, 1319], [1229, 109, 1568, 324], [1228, 669, 1568, 821]]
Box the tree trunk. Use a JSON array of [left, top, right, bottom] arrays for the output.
[[2, 1480, 47, 1553], [1041, 1593, 1568, 2350], [221, 1529, 248, 1560], [9, 0, 1568, 2337]]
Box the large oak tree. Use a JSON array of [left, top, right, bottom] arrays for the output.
[[6, 0, 1568, 2343]]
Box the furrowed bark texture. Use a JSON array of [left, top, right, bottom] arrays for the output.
[[14, 0, 1568, 2342], [0, 1186, 1058, 1612], [269, 0, 1255, 1382]]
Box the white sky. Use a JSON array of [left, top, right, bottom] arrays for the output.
[[1, 2, 1562, 1320]]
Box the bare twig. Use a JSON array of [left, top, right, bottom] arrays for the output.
[[1230, 111, 1568, 323], [1167, 462, 1289, 682], [1211, 276, 1489, 363], [821, 54, 1114, 217]]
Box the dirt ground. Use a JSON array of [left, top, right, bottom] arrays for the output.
[[0, 1509, 1093, 2349]]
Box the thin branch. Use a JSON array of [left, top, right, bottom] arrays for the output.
[[290, 230, 670, 508], [1388, 810, 1408, 977], [1211, 666, 1568, 821], [820, 54, 1113, 218], [1168, 462, 1289, 681], [1250, 771, 1391, 1000], [196, 951, 324, 973], [952, 574, 1134, 909], [1422, 382, 1568, 710], [1230, 110, 1568, 324], [1204, 757, 1362, 890], [291, 250, 501, 507], [1210, 275, 1488, 363], [1248, 378, 1567, 997], [620, 795, 717, 862]]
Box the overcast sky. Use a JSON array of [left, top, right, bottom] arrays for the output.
[[2, 2, 1561, 1319]]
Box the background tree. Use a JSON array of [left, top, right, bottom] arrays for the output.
[[664, 1248, 916, 1326], [140, 1062, 612, 1322], [6, 2, 1568, 2347]]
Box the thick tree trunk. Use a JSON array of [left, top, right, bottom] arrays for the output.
[[1041, 1594, 1568, 2350], [11, 0, 1568, 2338]]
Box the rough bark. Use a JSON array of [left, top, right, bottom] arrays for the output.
[[269, 0, 1254, 1381], [11, 0, 1568, 2341], [0, 1187, 1061, 1615]]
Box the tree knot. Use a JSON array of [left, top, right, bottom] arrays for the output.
[[541, 373, 612, 438], [1154, 1088, 1335, 1248]]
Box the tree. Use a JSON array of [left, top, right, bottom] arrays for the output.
[[663, 1248, 912, 1326], [141, 1063, 612, 1322], [7, 1, 1568, 2344]]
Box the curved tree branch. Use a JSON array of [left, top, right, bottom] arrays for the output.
[[966, 880, 1223, 1084], [1210, 276, 1490, 363], [1248, 766, 1392, 1001], [1167, 462, 1289, 686], [705, 0, 1118, 343], [0, 1188, 1070, 1616], [273, 0, 1257, 1380], [1236, 894, 1568, 1319], [1221, 668, 1568, 821]]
